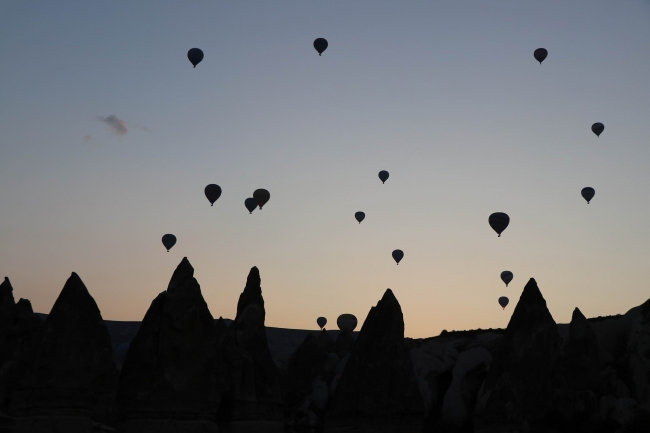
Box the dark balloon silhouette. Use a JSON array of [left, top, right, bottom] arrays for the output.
[[534, 48, 548, 64], [489, 212, 510, 237], [498, 296, 509, 310], [392, 249, 404, 265], [253, 189, 270, 209], [355, 212, 365, 224], [162, 234, 176, 252], [313, 38, 328, 56], [244, 198, 257, 214], [592, 122, 604, 137], [581, 187, 595, 204], [337, 314, 357, 332], [500, 271, 513, 287], [317, 317, 327, 330], [378, 170, 389, 184], [204, 184, 222, 206], [187, 48, 204, 68]]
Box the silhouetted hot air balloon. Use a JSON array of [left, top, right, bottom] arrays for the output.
[[187, 48, 204, 68], [162, 234, 176, 252], [392, 249, 404, 265], [245, 198, 257, 214], [317, 317, 327, 330], [378, 170, 389, 184], [592, 122, 604, 137], [337, 314, 357, 332], [355, 212, 365, 224], [534, 48, 548, 64], [581, 187, 595, 204], [498, 296, 509, 310], [253, 189, 270, 209], [313, 38, 328, 56], [501, 271, 513, 287], [204, 184, 222, 206], [489, 213, 510, 237]]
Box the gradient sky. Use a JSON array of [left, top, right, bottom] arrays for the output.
[[1, 1, 650, 338]]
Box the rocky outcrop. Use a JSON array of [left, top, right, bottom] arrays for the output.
[[218, 266, 284, 433], [10, 273, 117, 433], [324, 289, 425, 433], [475, 278, 563, 431], [117, 257, 225, 433]]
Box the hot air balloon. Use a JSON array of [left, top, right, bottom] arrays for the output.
[[534, 48, 548, 64], [313, 38, 328, 56], [500, 271, 513, 287], [378, 170, 389, 184], [317, 317, 327, 330], [253, 189, 270, 209], [162, 234, 176, 252], [489, 213, 510, 237], [392, 249, 404, 265], [337, 314, 357, 332], [592, 123, 604, 137], [187, 48, 204, 68], [204, 184, 222, 206], [581, 187, 595, 204], [245, 198, 257, 214], [355, 212, 365, 224], [498, 296, 509, 309]]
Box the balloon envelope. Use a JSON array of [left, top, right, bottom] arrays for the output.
[[581, 187, 595, 204], [534, 48, 548, 64], [500, 271, 513, 287], [317, 317, 327, 330], [489, 213, 510, 237], [253, 189, 270, 209], [392, 249, 404, 265], [313, 38, 328, 55], [337, 314, 357, 332], [162, 234, 176, 252], [244, 198, 257, 214], [355, 212, 365, 224], [592, 122, 604, 137], [187, 48, 204, 68], [498, 296, 509, 309], [378, 170, 389, 184], [204, 184, 222, 206]]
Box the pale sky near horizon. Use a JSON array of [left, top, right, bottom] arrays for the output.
[[1, 1, 650, 338]]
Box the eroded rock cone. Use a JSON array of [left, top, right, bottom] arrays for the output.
[[324, 289, 425, 433], [218, 266, 283, 433], [476, 278, 563, 431], [11, 273, 117, 433], [117, 257, 225, 433]]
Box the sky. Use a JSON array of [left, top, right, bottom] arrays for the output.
[[1, 1, 650, 338]]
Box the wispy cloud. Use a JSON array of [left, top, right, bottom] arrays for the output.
[[97, 115, 128, 136]]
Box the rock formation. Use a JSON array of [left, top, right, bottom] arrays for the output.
[[475, 278, 563, 431], [10, 273, 117, 433], [117, 257, 225, 433], [324, 289, 425, 433], [218, 266, 284, 433]]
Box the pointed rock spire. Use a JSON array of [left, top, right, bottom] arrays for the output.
[[117, 258, 224, 432], [10, 272, 116, 432], [325, 289, 425, 431], [218, 266, 283, 432], [0, 277, 15, 329], [477, 278, 563, 431]]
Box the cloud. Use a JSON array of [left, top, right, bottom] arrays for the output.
[[83, 135, 93, 144], [97, 115, 128, 136]]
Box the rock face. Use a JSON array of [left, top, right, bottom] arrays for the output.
[[218, 266, 284, 433], [117, 257, 225, 433], [324, 289, 425, 433], [10, 273, 117, 433], [475, 278, 563, 431]]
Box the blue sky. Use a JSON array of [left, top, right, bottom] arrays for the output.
[[1, 1, 650, 337]]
